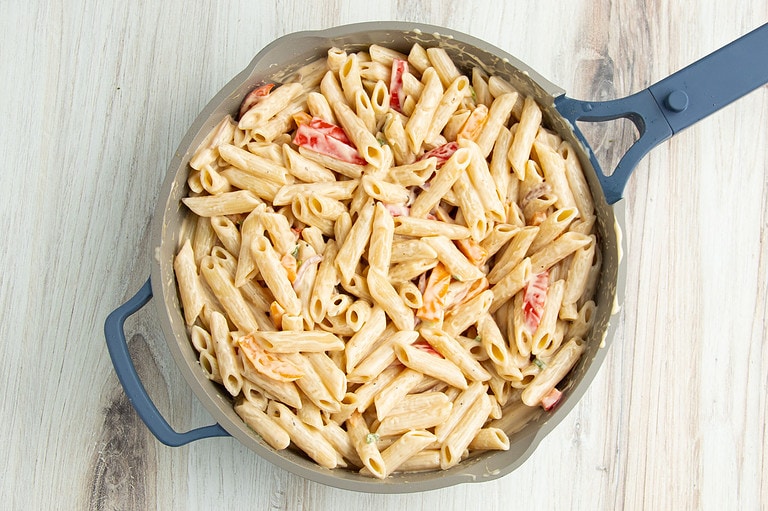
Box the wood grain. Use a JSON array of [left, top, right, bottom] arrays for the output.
[[1, 1, 766, 509]]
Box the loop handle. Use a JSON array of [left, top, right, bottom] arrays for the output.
[[104, 278, 229, 446]]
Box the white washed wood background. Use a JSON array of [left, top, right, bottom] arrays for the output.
[[1, 1, 766, 509]]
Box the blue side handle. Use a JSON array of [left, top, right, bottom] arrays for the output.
[[555, 22, 768, 204], [104, 278, 230, 446]]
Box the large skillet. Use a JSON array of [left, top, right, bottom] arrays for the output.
[[105, 22, 768, 493]]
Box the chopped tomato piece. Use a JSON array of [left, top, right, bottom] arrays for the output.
[[416, 263, 452, 322], [389, 59, 408, 113], [457, 104, 489, 142], [293, 117, 366, 165], [292, 110, 313, 127], [269, 301, 285, 330], [280, 253, 298, 283], [523, 271, 549, 333], [454, 238, 487, 265], [541, 387, 563, 411], [238, 334, 303, 381], [238, 82, 275, 120], [421, 141, 458, 168]]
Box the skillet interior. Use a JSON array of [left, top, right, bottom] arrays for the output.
[[149, 21, 624, 493]]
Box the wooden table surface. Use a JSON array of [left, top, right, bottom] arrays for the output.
[[2, 1, 766, 509]]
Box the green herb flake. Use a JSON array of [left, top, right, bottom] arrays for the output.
[[533, 358, 546, 370], [365, 433, 380, 444], [474, 335, 482, 343], [469, 85, 477, 103], [291, 244, 300, 259]]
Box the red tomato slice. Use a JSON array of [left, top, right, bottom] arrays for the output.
[[389, 59, 408, 113], [541, 387, 562, 411], [421, 141, 458, 168], [307, 117, 354, 145], [293, 121, 366, 165], [523, 271, 549, 333]]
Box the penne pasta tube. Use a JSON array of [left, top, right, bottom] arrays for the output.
[[362, 175, 411, 205], [306, 90, 336, 124], [467, 427, 510, 451], [426, 47, 461, 88], [272, 179, 359, 206], [286, 353, 341, 413], [267, 401, 339, 469], [320, 419, 364, 468], [420, 327, 491, 382], [189, 115, 235, 170], [209, 310, 243, 396], [347, 411, 386, 479], [529, 232, 592, 274], [239, 82, 304, 129], [344, 306, 387, 373], [218, 143, 291, 185], [182, 190, 262, 217], [424, 75, 471, 145], [442, 290, 494, 337], [527, 207, 579, 255], [390, 239, 438, 263], [373, 367, 424, 421], [405, 67, 444, 152], [522, 337, 586, 407], [422, 235, 485, 282], [409, 147, 471, 218], [567, 300, 596, 340], [532, 279, 566, 354], [200, 256, 259, 333], [250, 330, 344, 353], [219, 167, 281, 202], [363, 430, 436, 478], [374, 395, 452, 437], [234, 398, 291, 450], [339, 53, 364, 105], [507, 96, 542, 179], [321, 72, 384, 167], [251, 235, 302, 315], [281, 144, 336, 183], [559, 141, 595, 220], [388, 258, 438, 284], [335, 198, 375, 285], [307, 352, 347, 403], [489, 258, 532, 313], [451, 169, 488, 241], [382, 112, 415, 166], [487, 226, 539, 284], [534, 140, 577, 211], [394, 450, 441, 473], [348, 330, 418, 383], [367, 269, 415, 331], [475, 92, 518, 157], [560, 238, 597, 320], [393, 216, 471, 240], [440, 392, 493, 469], [388, 157, 436, 187], [394, 341, 467, 390], [368, 202, 395, 273], [240, 355, 302, 409], [210, 216, 241, 256], [174, 239, 205, 325]]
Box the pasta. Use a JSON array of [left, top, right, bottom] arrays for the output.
[[173, 42, 602, 478]]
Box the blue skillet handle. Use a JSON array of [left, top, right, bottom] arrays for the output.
[[104, 278, 230, 446], [555, 22, 768, 204]]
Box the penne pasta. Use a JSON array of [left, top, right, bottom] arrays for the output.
[[175, 42, 602, 478]]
